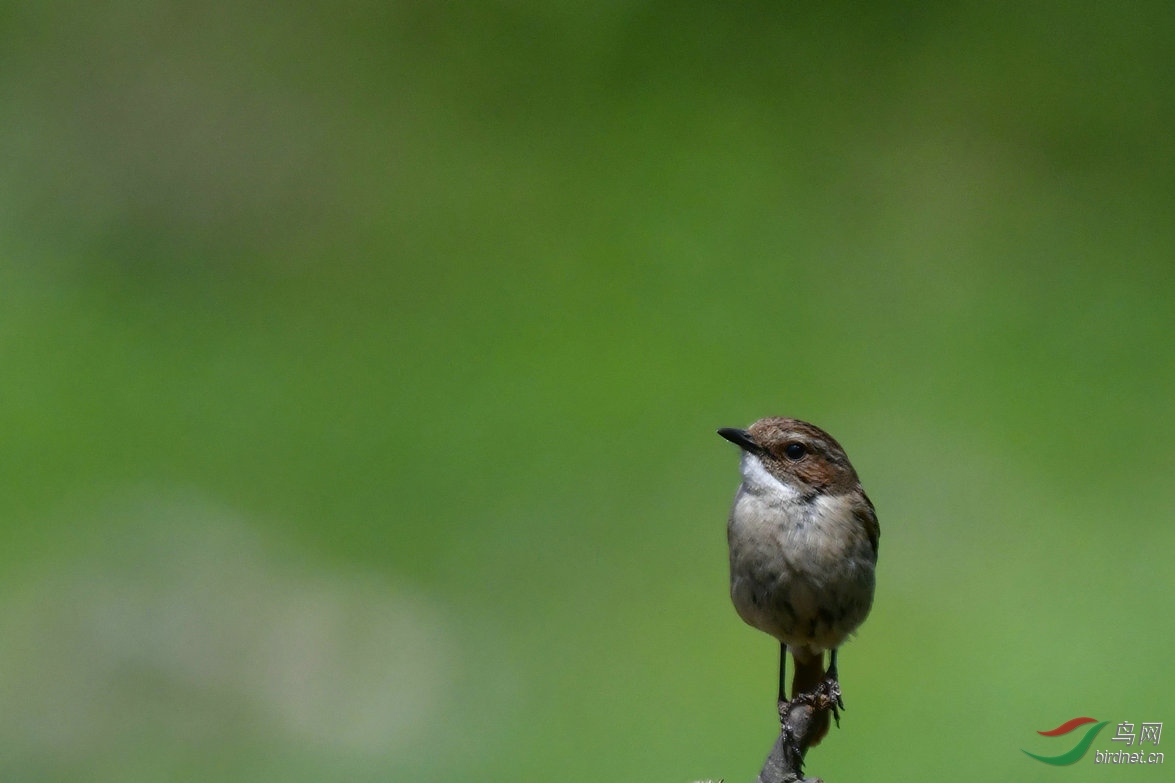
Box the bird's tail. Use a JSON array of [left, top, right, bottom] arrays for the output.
[[790, 649, 831, 747]]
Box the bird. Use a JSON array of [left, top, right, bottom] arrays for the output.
[[718, 417, 878, 750]]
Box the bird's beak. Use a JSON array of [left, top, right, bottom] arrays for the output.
[[717, 427, 761, 454]]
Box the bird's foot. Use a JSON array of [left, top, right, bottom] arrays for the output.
[[776, 699, 806, 777], [786, 674, 844, 729], [812, 673, 845, 728]]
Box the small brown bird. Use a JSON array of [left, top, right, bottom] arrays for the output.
[[718, 417, 878, 747]]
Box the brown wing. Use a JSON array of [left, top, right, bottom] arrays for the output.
[[856, 490, 880, 557]]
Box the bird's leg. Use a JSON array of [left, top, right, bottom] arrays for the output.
[[776, 642, 789, 718], [819, 648, 845, 727], [776, 644, 808, 776]]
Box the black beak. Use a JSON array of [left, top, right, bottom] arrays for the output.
[[717, 427, 761, 453]]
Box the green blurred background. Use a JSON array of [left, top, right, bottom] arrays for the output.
[[1, 2, 1172, 781]]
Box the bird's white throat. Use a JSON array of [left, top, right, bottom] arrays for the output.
[[739, 452, 801, 501]]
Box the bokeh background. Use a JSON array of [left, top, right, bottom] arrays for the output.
[[1, 3, 1172, 782]]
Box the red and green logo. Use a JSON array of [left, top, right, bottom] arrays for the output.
[[1023, 717, 1109, 765]]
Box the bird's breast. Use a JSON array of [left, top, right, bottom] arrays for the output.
[[727, 483, 876, 649]]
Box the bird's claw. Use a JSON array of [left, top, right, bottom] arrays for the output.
[[777, 700, 807, 778], [816, 674, 844, 728], [783, 675, 846, 729]]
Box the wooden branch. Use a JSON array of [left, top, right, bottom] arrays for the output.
[[756, 703, 813, 782], [757, 683, 842, 783], [692, 682, 843, 782]]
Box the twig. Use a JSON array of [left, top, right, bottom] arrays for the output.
[[757, 684, 841, 783]]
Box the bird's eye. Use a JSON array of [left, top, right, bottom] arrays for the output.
[[784, 443, 806, 460]]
